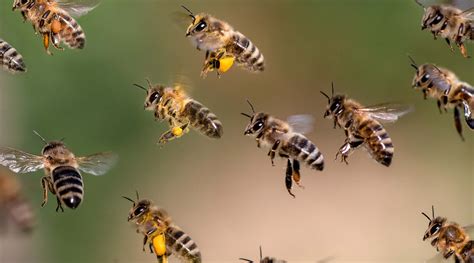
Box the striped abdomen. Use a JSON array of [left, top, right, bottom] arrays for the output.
[[57, 12, 85, 49], [183, 100, 223, 139], [165, 226, 202, 263], [459, 240, 474, 263], [0, 39, 26, 73], [52, 166, 83, 209], [231, 32, 264, 72], [359, 119, 393, 167], [281, 134, 324, 171]]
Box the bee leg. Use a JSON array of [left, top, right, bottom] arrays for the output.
[[40, 176, 54, 207], [267, 140, 281, 166], [158, 123, 189, 144], [21, 11, 27, 23], [148, 243, 154, 254], [256, 132, 264, 148], [454, 106, 465, 141], [142, 235, 148, 252], [285, 159, 295, 198], [430, 237, 438, 247], [55, 196, 64, 213], [292, 159, 304, 189], [445, 39, 454, 52], [422, 89, 428, 100], [459, 43, 470, 58], [50, 31, 63, 51], [461, 101, 474, 129], [42, 33, 53, 55], [443, 249, 455, 259], [454, 255, 462, 263], [437, 100, 444, 114]]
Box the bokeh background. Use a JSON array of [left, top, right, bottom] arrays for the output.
[[0, 0, 473, 262]]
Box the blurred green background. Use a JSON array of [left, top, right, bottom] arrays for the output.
[[0, 0, 473, 262]]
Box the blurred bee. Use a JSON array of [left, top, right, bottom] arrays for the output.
[[414, 0, 474, 58], [239, 246, 287, 263], [123, 192, 202, 263], [181, 6, 265, 78], [12, 0, 99, 55], [0, 131, 117, 211], [134, 79, 223, 145], [321, 84, 411, 167], [0, 38, 27, 73], [241, 100, 324, 198], [422, 206, 474, 263], [0, 169, 35, 233], [409, 56, 474, 140]]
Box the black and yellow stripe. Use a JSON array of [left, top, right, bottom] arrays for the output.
[[283, 134, 324, 171], [232, 32, 265, 72], [52, 166, 83, 209], [57, 12, 86, 49], [359, 120, 393, 167], [165, 226, 202, 263], [183, 100, 223, 139], [0, 39, 26, 73]]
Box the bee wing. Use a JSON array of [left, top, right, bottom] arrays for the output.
[[76, 152, 118, 176], [426, 65, 452, 92], [56, 0, 100, 17], [287, 114, 314, 134], [356, 104, 413, 123], [0, 147, 44, 174]]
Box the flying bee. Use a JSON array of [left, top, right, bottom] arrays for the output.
[[0, 131, 117, 212], [12, 0, 99, 55], [0, 38, 26, 73], [134, 79, 223, 145], [422, 206, 474, 263], [123, 192, 202, 263], [409, 56, 474, 140], [239, 246, 287, 263], [414, 0, 474, 58], [321, 84, 411, 167], [241, 100, 324, 198], [181, 5, 265, 78], [0, 169, 35, 233]]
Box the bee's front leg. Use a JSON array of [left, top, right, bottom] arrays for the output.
[[40, 176, 50, 207], [267, 140, 281, 166], [453, 106, 465, 141], [459, 43, 470, 58], [291, 159, 304, 188], [142, 235, 149, 252]]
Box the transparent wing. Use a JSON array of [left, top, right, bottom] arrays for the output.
[[287, 114, 314, 134], [56, 0, 100, 17], [76, 152, 118, 176], [426, 65, 452, 93], [356, 104, 413, 123], [0, 147, 44, 174]]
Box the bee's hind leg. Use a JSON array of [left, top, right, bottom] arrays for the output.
[[445, 38, 454, 52], [291, 159, 304, 189], [42, 33, 53, 55], [158, 123, 189, 145], [55, 196, 64, 213], [454, 106, 465, 141], [40, 176, 54, 208], [285, 159, 295, 198]]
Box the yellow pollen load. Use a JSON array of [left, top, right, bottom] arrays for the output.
[[172, 127, 184, 137], [152, 234, 167, 257], [218, 56, 235, 73]]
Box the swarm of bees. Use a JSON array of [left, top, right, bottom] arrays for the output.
[[422, 206, 474, 263], [0, 169, 35, 233], [124, 192, 202, 263], [2, 0, 473, 262]]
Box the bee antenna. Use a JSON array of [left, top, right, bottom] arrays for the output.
[[331, 82, 335, 97], [133, 83, 147, 92], [431, 205, 435, 219], [135, 190, 140, 201], [238, 258, 253, 263], [414, 0, 424, 8], [32, 130, 47, 144], [246, 99, 256, 114], [241, 113, 252, 119], [181, 5, 196, 22], [422, 212, 432, 222], [407, 55, 419, 70], [145, 78, 153, 88], [60, 137, 66, 142], [259, 246, 263, 261], [122, 196, 135, 205], [320, 91, 330, 103]]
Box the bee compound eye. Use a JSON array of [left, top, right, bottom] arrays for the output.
[[196, 21, 207, 32], [21, 0, 28, 4], [421, 74, 430, 83]]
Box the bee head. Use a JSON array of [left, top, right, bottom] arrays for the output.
[[241, 100, 267, 136], [12, 0, 29, 11], [421, 6, 444, 31], [421, 206, 446, 241], [321, 83, 345, 118], [32, 130, 66, 155], [123, 191, 151, 221], [133, 79, 163, 111], [182, 6, 208, 37], [408, 55, 429, 89]]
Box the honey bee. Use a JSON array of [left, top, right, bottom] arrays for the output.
[[241, 100, 324, 198], [0, 38, 27, 73], [123, 192, 202, 263], [181, 6, 265, 78], [321, 84, 411, 167], [0, 169, 35, 233], [134, 79, 223, 145], [422, 206, 474, 263], [0, 131, 117, 212], [414, 0, 474, 58], [12, 0, 99, 55], [239, 247, 287, 263], [409, 56, 474, 140]]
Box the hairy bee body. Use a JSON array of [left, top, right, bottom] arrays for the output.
[[140, 81, 223, 144], [184, 8, 264, 77], [125, 196, 202, 263], [417, 3, 474, 57], [0, 171, 34, 232], [411, 60, 474, 140], [13, 0, 87, 54], [0, 38, 26, 73], [51, 165, 83, 210], [422, 207, 474, 263]]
